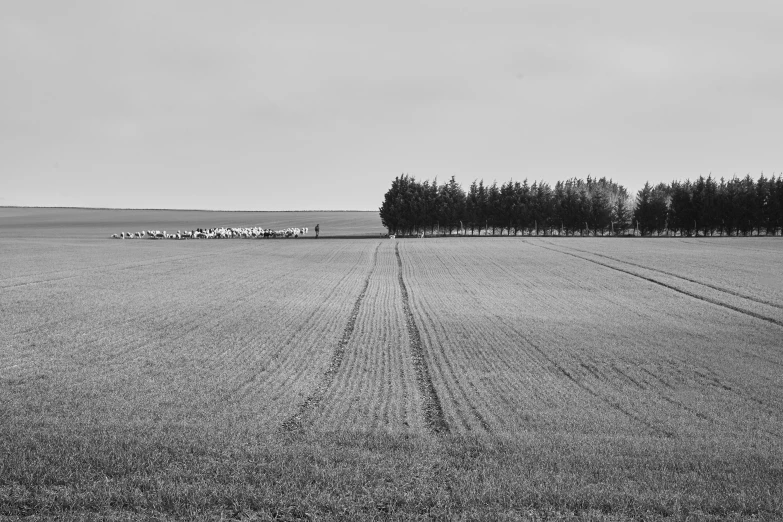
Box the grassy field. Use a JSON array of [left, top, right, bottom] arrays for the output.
[[0, 207, 384, 239], [1, 209, 782, 520]]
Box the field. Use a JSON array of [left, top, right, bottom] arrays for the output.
[[0, 208, 384, 239], [1, 209, 782, 520]]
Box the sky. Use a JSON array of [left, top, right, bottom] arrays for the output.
[[2, 1, 782, 211]]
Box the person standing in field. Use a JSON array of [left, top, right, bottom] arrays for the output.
[[315, 224, 320, 238]]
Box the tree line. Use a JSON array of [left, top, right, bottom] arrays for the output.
[[379, 174, 783, 237]]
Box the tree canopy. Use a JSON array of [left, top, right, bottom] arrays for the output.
[[379, 174, 782, 237]]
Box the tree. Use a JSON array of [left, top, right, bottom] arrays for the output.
[[768, 175, 782, 235], [555, 179, 583, 235], [702, 175, 719, 235], [776, 175, 783, 235], [756, 173, 770, 235], [531, 181, 554, 235], [739, 174, 758, 236], [487, 181, 501, 235], [380, 173, 770, 238], [611, 187, 632, 235], [465, 180, 481, 235], [650, 183, 670, 235], [405, 178, 425, 236], [379, 174, 408, 235], [589, 182, 613, 235], [423, 178, 439, 235], [476, 180, 488, 235], [437, 176, 466, 234], [634, 182, 656, 236], [668, 180, 693, 236]]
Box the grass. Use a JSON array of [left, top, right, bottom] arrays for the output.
[[2, 423, 781, 520], [398, 239, 782, 440], [2, 208, 782, 520]]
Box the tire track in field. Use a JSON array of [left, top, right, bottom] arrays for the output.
[[395, 242, 450, 434], [281, 242, 381, 432], [229, 242, 365, 402], [548, 241, 783, 311], [503, 321, 673, 437], [526, 241, 783, 329], [679, 238, 783, 255], [691, 370, 783, 428], [552, 362, 676, 438]]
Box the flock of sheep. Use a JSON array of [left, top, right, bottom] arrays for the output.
[[111, 226, 309, 240]]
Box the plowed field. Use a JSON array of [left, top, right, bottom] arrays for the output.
[[2, 210, 782, 519]]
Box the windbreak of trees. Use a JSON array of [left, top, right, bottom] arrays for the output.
[[379, 175, 632, 236], [380, 174, 783, 237], [637, 174, 783, 237]]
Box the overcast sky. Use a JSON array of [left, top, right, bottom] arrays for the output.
[[2, 1, 781, 210]]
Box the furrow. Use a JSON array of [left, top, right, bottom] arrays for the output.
[[411, 290, 475, 432], [395, 242, 449, 435], [281, 242, 381, 432], [417, 246, 506, 432]]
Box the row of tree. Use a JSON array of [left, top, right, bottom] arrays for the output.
[[379, 174, 783, 236]]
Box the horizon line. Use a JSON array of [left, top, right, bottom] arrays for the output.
[[0, 206, 377, 213]]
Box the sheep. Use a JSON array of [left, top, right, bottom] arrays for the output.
[[112, 224, 316, 241], [389, 234, 396, 240]]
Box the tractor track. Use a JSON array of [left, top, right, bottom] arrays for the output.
[[545, 240, 783, 311], [505, 321, 673, 438], [230, 244, 362, 402], [525, 241, 783, 329], [395, 242, 450, 435], [678, 238, 783, 255], [281, 242, 381, 432]]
